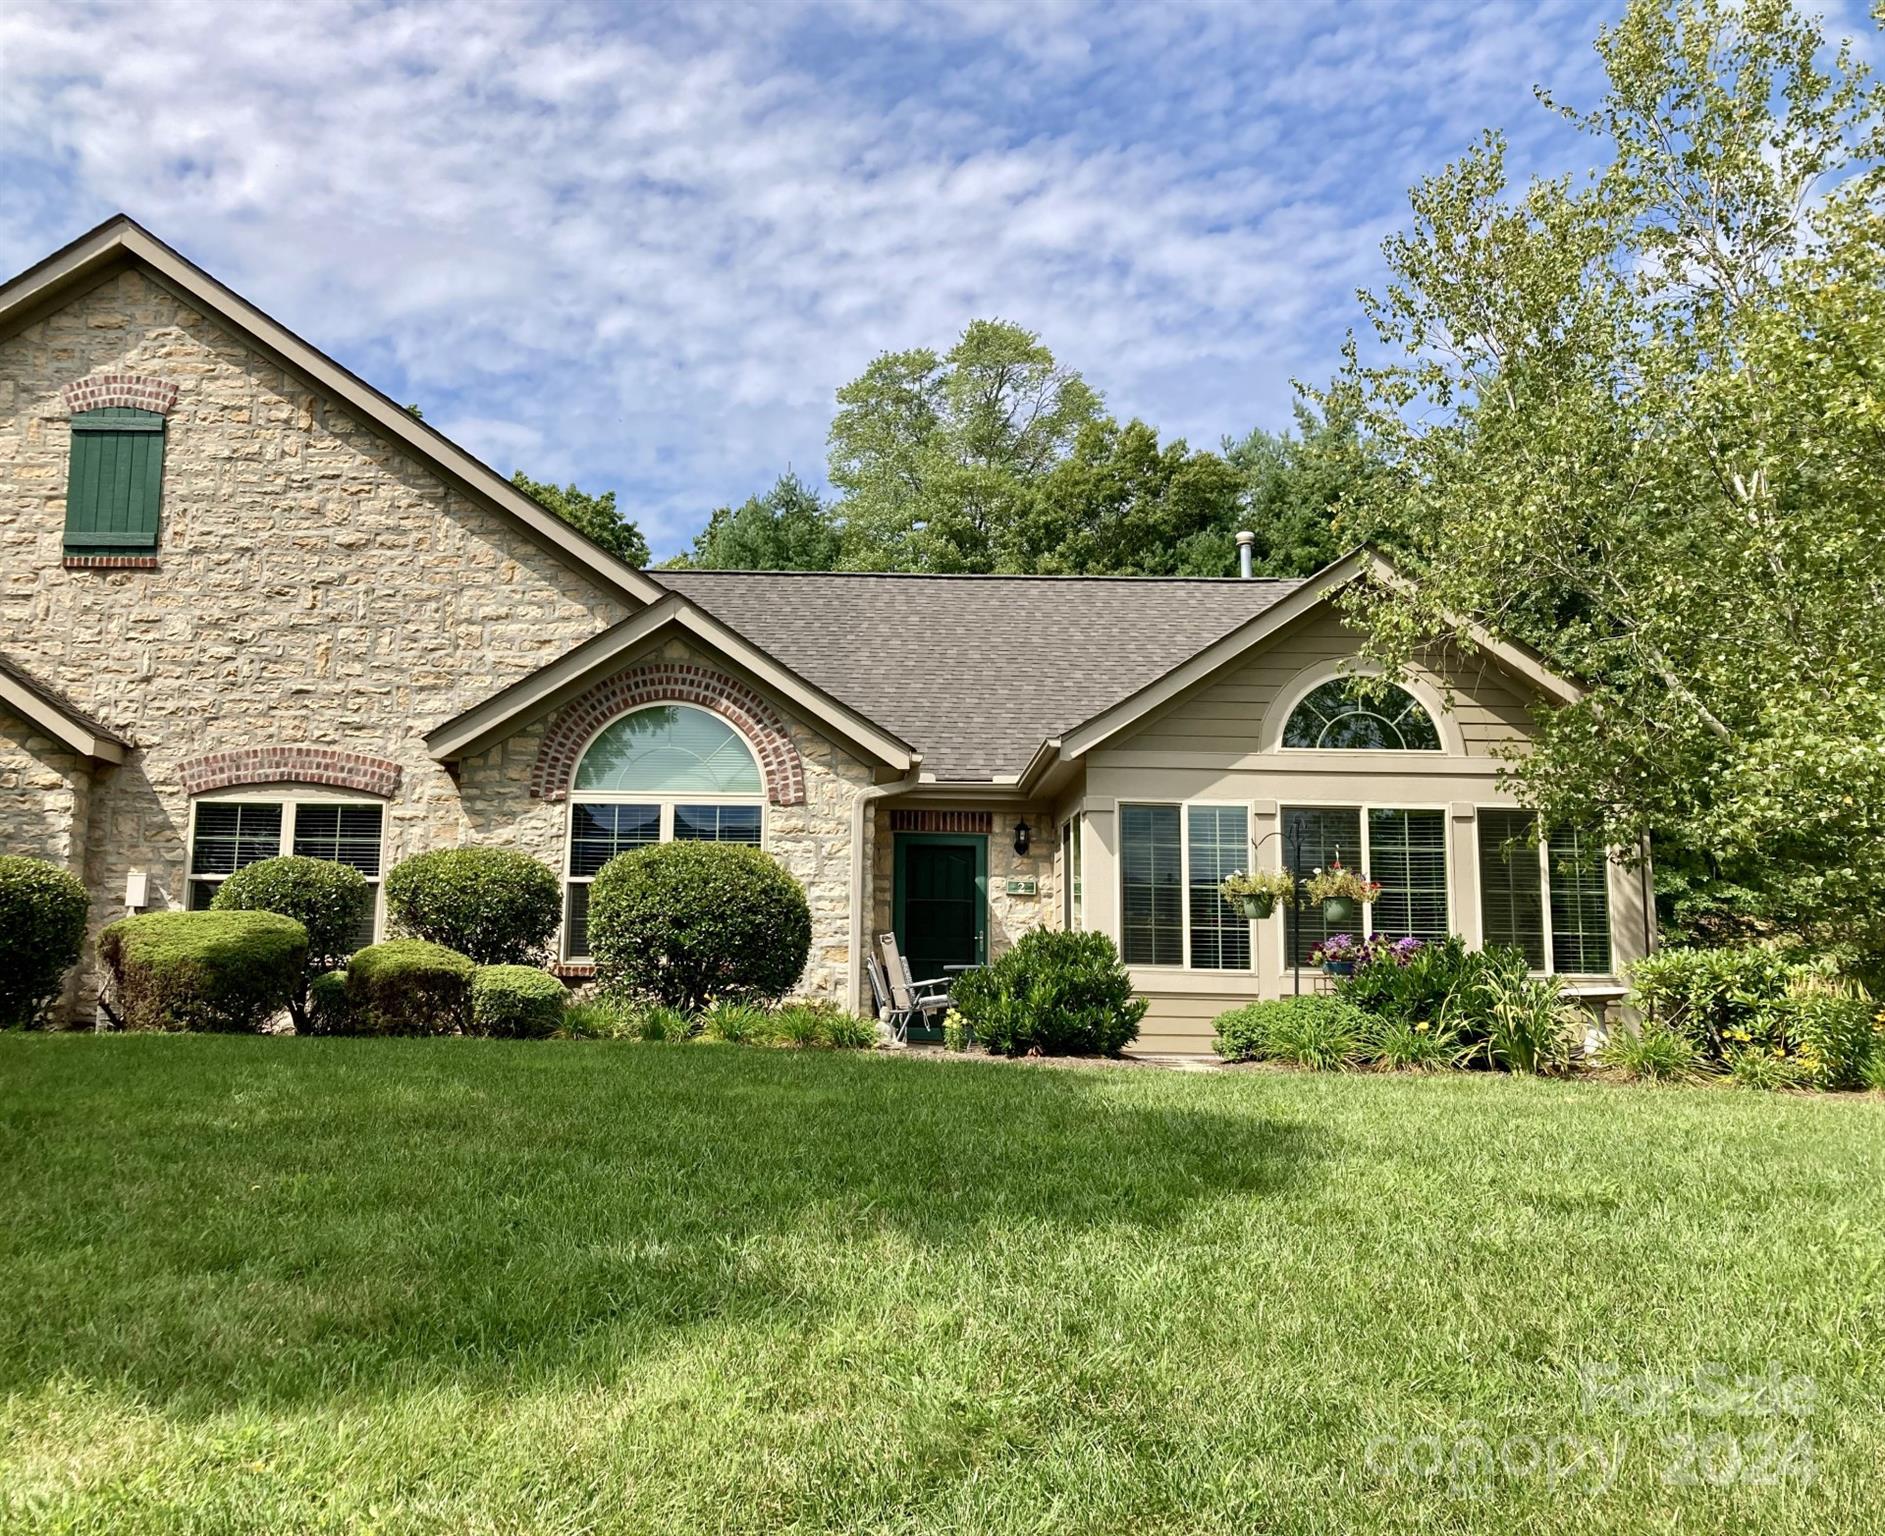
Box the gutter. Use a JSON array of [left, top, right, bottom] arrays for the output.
[[846, 762, 923, 1015]]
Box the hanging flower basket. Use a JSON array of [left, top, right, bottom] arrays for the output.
[[1218, 869, 1295, 921], [1303, 856, 1381, 932]]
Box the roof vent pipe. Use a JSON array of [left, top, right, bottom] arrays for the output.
[[1235, 529, 1255, 580]]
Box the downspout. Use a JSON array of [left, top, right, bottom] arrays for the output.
[[846, 765, 922, 1015]]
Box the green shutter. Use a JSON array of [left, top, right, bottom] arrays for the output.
[[1548, 825, 1612, 974], [1477, 809, 1547, 968], [65, 408, 164, 551]]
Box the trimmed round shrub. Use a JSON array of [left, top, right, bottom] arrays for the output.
[[587, 841, 811, 1012], [384, 848, 560, 965], [345, 940, 475, 1036], [950, 930, 1145, 1057], [309, 969, 352, 1035], [211, 855, 370, 971], [0, 855, 90, 1028], [98, 910, 307, 1033], [470, 965, 567, 1039]]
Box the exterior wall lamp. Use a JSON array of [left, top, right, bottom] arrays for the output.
[[1013, 819, 1031, 856]]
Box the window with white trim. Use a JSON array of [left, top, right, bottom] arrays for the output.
[[1476, 810, 1612, 974], [1061, 812, 1084, 931], [563, 704, 765, 960], [1119, 802, 1252, 971], [1282, 805, 1449, 965], [1282, 679, 1441, 750], [187, 795, 385, 952]]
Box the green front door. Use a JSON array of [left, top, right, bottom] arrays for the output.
[[893, 835, 987, 1039]]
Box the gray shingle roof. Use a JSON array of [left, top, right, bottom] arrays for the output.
[[0, 651, 130, 748], [652, 571, 1303, 780]]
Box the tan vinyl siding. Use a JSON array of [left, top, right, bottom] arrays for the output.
[[1116, 608, 1533, 758]]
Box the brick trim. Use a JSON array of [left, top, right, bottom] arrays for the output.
[[180, 746, 402, 798], [63, 554, 160, 571], [889, 809, 993, 834], [532, 663, 805, 806], [61, 372, 180, 416]]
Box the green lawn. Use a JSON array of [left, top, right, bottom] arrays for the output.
[[1, 1038, 1880, 1534]]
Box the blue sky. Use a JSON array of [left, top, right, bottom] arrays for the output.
[[1, 0, 1871, 559]]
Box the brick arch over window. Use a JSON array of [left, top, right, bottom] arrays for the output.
[[180, 747, 402, 798], [62, 372, 180, 416], [532, 664, 806, 806]]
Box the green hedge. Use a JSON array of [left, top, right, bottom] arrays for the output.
[[99, 911, 307, 1033], [385, 848, 561, 965], [0, 856, 90, 1028], [345, 940, 475, 1036], [587, 841, 810, 1012], [470, 965, 567, 1039], [950, 930, 1144, 1057]]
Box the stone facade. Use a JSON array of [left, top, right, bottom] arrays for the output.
[[869, 799, 1059, 973], [0, 709, 91, 869], [0, 268, 634, 1018], [457, 634, 874, 1002]]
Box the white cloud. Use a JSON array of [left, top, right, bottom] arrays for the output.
[[1, 0, 1870, 556]]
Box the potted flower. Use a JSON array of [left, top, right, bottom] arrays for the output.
[[1310, 933, 1364, 977], [1303, 855, 1382, 926], [1218, 868, 1296, 920]]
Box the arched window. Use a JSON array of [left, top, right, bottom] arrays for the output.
[[575, 705, 763, 794], [564, 705, 765, 959], [1281, 679, 1441, 751]]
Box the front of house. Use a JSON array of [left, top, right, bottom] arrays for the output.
[[0, 218, 1653, 1049]]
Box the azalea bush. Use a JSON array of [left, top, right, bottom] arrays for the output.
[[950, 930, 1144, 1057], [0, 856, 90, 1029]]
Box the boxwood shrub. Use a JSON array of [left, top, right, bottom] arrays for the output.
[[587, 841, 810, 1012], [384, 848, 560, 964], [98, 910, 307, 1033], [345, 939, 475, 1036], [950, 930, 1145, 1057], [211, 855, 372, 1030], [0, 855, 90, 1028], [308, 969, 352, 1035], [470, 965, 567, 1039]]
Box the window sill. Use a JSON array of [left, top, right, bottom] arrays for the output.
[[64, 553, 159, 571]]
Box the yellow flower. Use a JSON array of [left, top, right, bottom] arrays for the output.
[[1415, 1021, 1430, 1033]]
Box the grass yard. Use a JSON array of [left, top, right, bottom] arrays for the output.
[[2, 1038, 1881, 1534]]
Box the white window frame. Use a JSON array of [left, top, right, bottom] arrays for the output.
[[563, 705, 768, 962], [1274, 800, 1455, 972], [1472, 805, 1614, 978], [185, 786, 387, 944], [1118, 799, 1254, 974], [1060, 812, 1084, 931], [1267, 660, 1462, 756]]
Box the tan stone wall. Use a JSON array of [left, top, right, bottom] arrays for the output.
[[0, 269, 631, 1017], [867, 803, 1059, 974], [457, 634, 875, 1003], [0, 708, 90, 868]]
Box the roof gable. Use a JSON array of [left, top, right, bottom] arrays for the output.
[[0, 653, 129, 763], [0, 215, 667, 610]]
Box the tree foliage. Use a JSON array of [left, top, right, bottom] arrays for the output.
[[511, 471, 650, 568], [1321, 0, 1885, 959], [828, 319, 1104, 571], [678, 471, 842, 570]]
